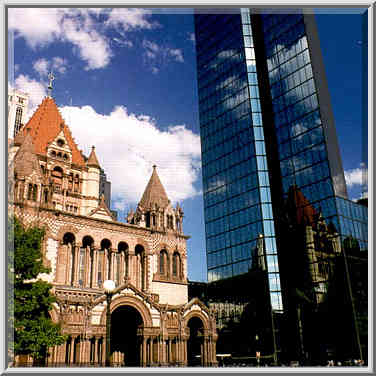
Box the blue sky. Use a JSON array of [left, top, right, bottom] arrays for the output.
[[8, 8, 367, 282]]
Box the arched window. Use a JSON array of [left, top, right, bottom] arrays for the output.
[[52, 166, 63, 189], [167, 215, 174, 229], [32, 184, 38, 201], [74, 174, 80, 192], [57, 139, 65, 147], [145, 213, 150, 228], [172, 252, 181, 278], [135, 245, 145, 291], [27, 183, 33, 200], [63, 233, 75, 286], [118, 242, 129, 280], [114, 252, 121, 286], [68, 173, 73, 191], [100, 239, 112, 283], [14, 107, 23, 135], [80, 236, 94, 287], [159, 250, 168, 275], [97, 249, 104, 288]]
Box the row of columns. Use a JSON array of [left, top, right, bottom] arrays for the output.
[[47, 336, 105, 366], [139, 335, 188, 366], [137, 335, 216, 367], [39, 334, 217, 367], [59, 244, 145, 289]]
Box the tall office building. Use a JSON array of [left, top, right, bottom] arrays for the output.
[[194, 9, 368, 360], [8, 89, 29, 139]]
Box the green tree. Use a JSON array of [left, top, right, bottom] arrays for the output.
[[9, 216, 66, 365]]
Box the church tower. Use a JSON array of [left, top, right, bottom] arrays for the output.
[[9, 82, 217, 368]]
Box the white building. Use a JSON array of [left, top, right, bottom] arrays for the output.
[[8, 89, 29, 139]]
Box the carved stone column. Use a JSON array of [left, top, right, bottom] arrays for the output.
[[149, 337, 153, 365], [101, 337, 106, 365], [59, 342, 66, 365], [73, 247, 80, 287], [94, 336, 99, 364], [78, 337, 84, 364], [168, 338, 172, 364], [104, 248, 108, 281], [69, 336, 76, 364], [92, 248, 98, 288], [65, 243, 72, 285], [142, 337, 147, 366], [156, 337, 160, 365], [183, 339, 187, 364]]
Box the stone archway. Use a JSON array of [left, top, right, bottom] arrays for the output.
[[187, 316, 205, 366], [111, 305, 144, 366]]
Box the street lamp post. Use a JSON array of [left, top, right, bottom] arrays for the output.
[[103, 280, 116, 367], [255, 334, 260, 367]]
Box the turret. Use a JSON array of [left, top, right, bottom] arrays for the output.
[[82, 146, 101, 215], [131, 165, 184, 234]]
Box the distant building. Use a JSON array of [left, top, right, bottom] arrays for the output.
[[8, 89, 29, 139], [9, 94, 217, 367], [99, 168, 112, 208]]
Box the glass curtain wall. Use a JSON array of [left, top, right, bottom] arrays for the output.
[[195, 9, 283, 312]]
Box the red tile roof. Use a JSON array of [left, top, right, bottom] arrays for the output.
[[21, 97, 86, 167]]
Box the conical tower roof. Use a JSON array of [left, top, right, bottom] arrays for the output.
[[11, 131, 43, 178], [139, 165, 169, 210], [20, 97, 85, 166], [87, 146, 100, 168]]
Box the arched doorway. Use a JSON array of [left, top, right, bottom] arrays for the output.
[[187, 316, 205, 366], [111, 305, 143, 366]]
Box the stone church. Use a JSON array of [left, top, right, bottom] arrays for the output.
[[8, 95, 218, 367]]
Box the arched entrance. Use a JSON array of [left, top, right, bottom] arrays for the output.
[[111, 305, 143, 366], [187, 316, 205, 366]]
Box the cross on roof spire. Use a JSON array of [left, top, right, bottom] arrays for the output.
[[47, 72, 55, 97]]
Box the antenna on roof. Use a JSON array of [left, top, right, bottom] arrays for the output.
[[47, 71, 55, 97]]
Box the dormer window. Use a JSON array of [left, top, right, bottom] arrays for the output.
[[50, 150, 56, 157], [57, 139, 65, 147], [57, 152, 62, 158], [63, 153, 68, 160]]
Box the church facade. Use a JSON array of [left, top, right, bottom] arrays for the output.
[[9, 96, 217, 367]]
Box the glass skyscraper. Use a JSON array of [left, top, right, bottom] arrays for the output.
[[194, 9, 367, 312]]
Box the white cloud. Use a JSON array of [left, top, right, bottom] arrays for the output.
[[59, 104, 201, 208], [33, 58, 49, 76], [52, 56, 68, 73], [167, 48, 184, 63], [12, 74, 47, 118], [61, 18, 112, 70], [8, 8, 155, 70], [106, 8, 155, 30], [188, 32, 195, 43], [344, 165, 368, 188], [8, 8, 64, 48], [142, 39, 184, 72], [33, 56, 68, 77], [142, 39, 159, 59], [113, 37, 133, 48]]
